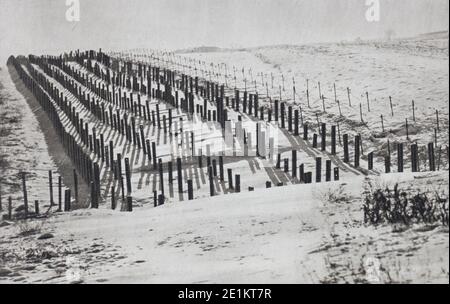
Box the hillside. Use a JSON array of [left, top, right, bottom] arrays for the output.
[[0, 172, 448, 283], [0, 31, 448, 285]]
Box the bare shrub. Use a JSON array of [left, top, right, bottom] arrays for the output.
[[315, 184, 351, 205], [15, 219, 45, 237], [363, 182, 449, 226]]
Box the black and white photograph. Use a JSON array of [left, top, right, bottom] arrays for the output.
[[0, 0, 448, 286]]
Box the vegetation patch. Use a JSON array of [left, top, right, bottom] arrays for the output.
[[363, 182, 449, 226]]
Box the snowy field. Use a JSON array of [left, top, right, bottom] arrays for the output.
[[0, 32, 448, 284], [0, 171, 448, 283], [178, 32, 449, 167], [0, 67, 67, 212]]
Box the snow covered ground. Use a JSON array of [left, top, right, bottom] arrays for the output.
[[0, 33, 448, 284], [0, 66, 67, 212], [0, 171, 448, 283], [23, 55, 360, 212], [177, 33, 449, 170]]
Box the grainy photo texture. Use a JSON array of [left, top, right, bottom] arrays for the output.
[[0, 0, 448, 285]]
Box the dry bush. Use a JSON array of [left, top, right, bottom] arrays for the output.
[[1, 242, 81, 265], [363, 182, 449, 226], [315, 184, 351, 205], [15, 219, 45, 237]]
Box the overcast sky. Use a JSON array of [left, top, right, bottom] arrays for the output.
[[0, 0, 448, 64]]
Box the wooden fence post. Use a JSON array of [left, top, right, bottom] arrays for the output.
[[64, 189, 71, 212], [152, 142, 157, 169], [299, 164, 304, 183], [187, 180, 193, 200], [325, 160, 331, 182], [235, 174, 241, 193], [177, 157, 183, 193], [303, 123, 308, 141], [405, 119, 409, 140], [90, 181, 97, 208], [168, 161, 173, 184], [123, 158, 132, 195], [212, 159, 217, 177], [208, 166, 215, 196], [294, 110, 299, 136], [436, 109, 440, 132], [331, 126, 336, 155], [283, 158, 288, 173], [411, 144, 418, 172], [343, 134, 349, 163], [8, 197, 12, 220], [158, 158, 165, 196], [140, 126, 146, 154], [333, 167, 339, 181], [288, 106, 293, 132], [48, 170, 54, 206], [153, 191, 157, 207], [219, 156, 224, 181], [389, 96, 394, 116], [315, 157, 322, 183], [397, 143, 404, 173], [126, 195, 133, 212], [144, 140, 152, 165], [73, 169, 79, 206], [274, 100, 279, 122], [321, 123, 326, 151], [368, 152, 374, 170], [276, 154, 281, 169], [428, 142, 436, 171], [111, 186, 116, 210], [227, 168, 233, 189], [354, 135, 360, 168], [366, 92, 370, 112], [109, 141, 114, 171], [312, 134, 318, 148], [305, 172, 312, 184], [198, 155, 203, 168], [158, 194, 165, 206], [21, 172, 28, 217], [58, 176, 62, 211], [437, 145, 442, 171], [292, 150, 297, 178], [385, 155, 391, 173]]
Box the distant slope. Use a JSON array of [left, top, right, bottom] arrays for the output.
[[174, 46, 230, 54], [413, 30, 449, 40]]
